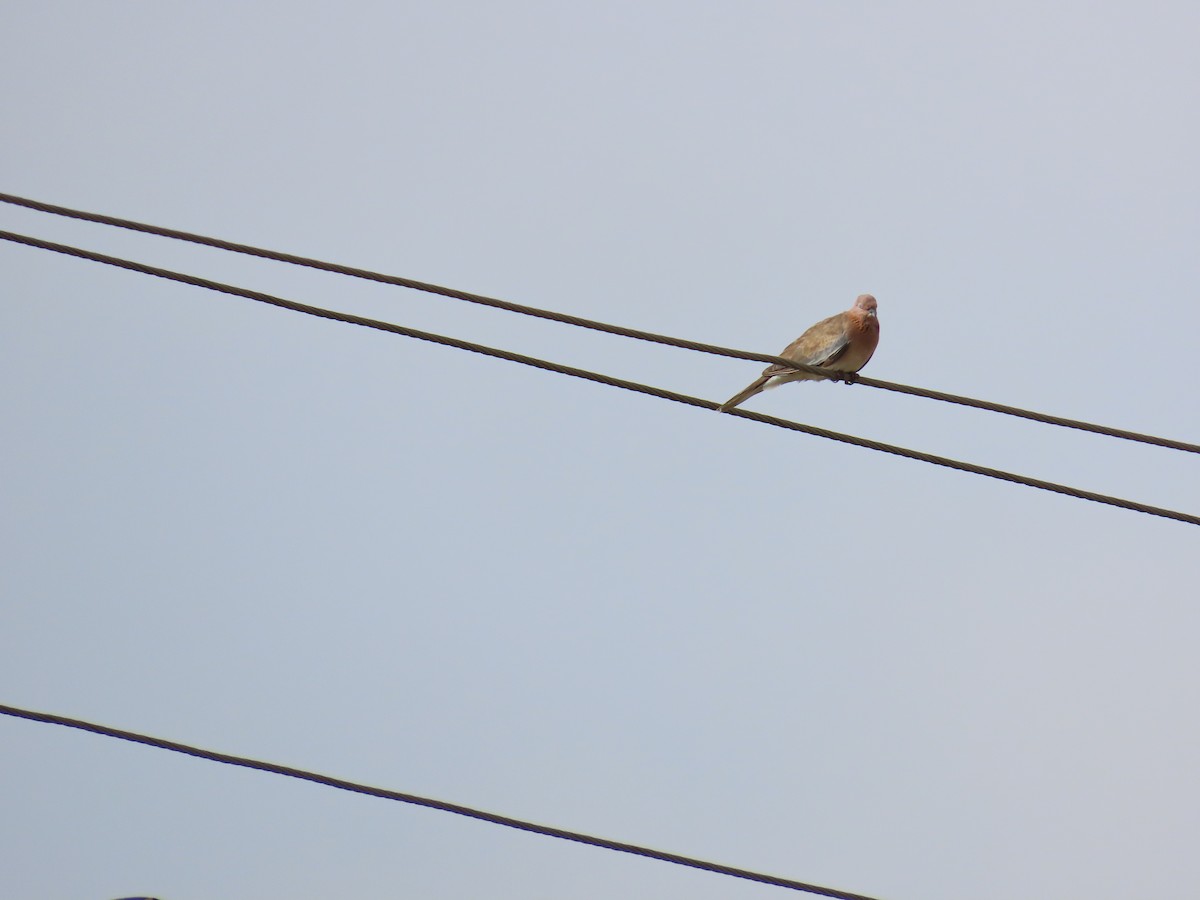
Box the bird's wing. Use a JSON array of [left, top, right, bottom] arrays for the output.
[[762, 313, 850, 376]]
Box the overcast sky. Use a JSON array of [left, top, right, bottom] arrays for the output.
[[2, 3, 1198, 899]]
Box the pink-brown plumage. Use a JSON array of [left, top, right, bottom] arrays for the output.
[[719, 294, 880, 412]]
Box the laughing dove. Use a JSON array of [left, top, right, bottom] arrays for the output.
[[718, 294, 880, 412]]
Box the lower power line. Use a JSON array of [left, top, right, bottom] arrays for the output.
[[0, 703, 884, 900]]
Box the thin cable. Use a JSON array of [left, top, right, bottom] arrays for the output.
[[2, 229, 1197, 527], [0, 702, 885, 900], [3, 190, 1196, 456]]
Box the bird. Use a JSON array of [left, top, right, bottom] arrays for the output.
[[718, 294, 880, 412]]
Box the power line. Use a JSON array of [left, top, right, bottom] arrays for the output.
[[3, 228, 1197, 527], [0, 702, 886, 900], [2, 190, 1196, 456]]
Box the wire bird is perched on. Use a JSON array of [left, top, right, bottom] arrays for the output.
[[718, 294, 880, 412]]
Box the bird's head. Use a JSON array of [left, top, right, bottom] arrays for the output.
[[855, 294, 878, 318]]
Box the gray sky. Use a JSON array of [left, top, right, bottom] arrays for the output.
[[2, 3, 1198, 899]]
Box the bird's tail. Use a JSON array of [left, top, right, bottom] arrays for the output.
[[718, 376, 770, 413]]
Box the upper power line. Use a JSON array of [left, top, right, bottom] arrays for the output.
[[1, 190, 1197, 456], [0, 702, 886, 900], [2, 228, 1197, 528]]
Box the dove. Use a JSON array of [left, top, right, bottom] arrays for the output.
[[719, 294, 880, 412]]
